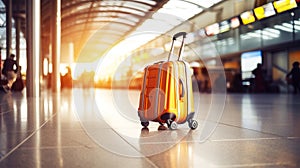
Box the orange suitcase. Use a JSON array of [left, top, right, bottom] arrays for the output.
[[137, 32, 198, 130]]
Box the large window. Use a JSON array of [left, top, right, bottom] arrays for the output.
[[204, 7, 300, 57], [215, 29, 239, 55], [239, 22, 262, 51], [295, 8, 300, 40], [241, 50, 263, 81], [262, 12, 294, 46]]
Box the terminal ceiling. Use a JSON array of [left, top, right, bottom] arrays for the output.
[[3, 0, 228, 63]]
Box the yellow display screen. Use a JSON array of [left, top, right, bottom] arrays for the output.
[[240, 11, 256, 25], [230, 17, 240, 28], [273, 0, 297, 13], [219, 20, 230, 33], [254, 3, 276, 20], [205, 23, 219, 36]]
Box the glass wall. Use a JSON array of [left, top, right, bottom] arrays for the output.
[[215, 29, 239, 55], [295, 8, 300, 40], [239, 21, 262, 51], [262, 12, 294, 47], [200, 7, 300, 57]]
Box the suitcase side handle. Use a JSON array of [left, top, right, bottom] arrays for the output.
[[168, 32, 187, 61], [179, 78, 185, 100]]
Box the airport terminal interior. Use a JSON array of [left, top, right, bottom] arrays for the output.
[[1, 0, 300, 167]]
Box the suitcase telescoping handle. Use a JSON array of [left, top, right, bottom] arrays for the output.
[[167, 32, 187, 61], [173, 32, 187, 40]]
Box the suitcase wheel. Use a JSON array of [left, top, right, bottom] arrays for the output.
[[167, 119, 178, 130], [158, 125, 168, 130], [141, 127, 150, 135], [188, 120, 198, 130], [141, 121, 149, 127]]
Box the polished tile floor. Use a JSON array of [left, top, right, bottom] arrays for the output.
[[0, 88, 300, 167]]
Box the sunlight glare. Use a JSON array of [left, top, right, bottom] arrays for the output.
[[95, 33, 159, 81]]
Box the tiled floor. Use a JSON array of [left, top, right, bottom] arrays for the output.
[[0, 88, 300, 167]]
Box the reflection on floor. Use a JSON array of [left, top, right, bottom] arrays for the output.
[[0, 88, 300, 167]]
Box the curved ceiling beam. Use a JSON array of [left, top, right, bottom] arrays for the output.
[[62, 29, 128, 39], [62, 4, 150, 17], [61, 21, 131, 37], [62, 24, 129, 38], [61, 9, 144, 24], [61, 0, 155, 13], [43, 0, 169, 63], [62, 15, 138, 29], [181, 0, 206, 8]]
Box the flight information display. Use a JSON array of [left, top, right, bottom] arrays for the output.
[[240, 10, 256, 25], [219, 20, 230, 33], [254, 3, 276, 20], [230, 17, 240, 28], [205, 23, 219, 36], [273, 0, 297, 13]]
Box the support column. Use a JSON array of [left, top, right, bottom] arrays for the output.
[[255, 0, 267, 7], [26, 0, 41, 97], [16, 18, 21, 65], [6, 0, 12, 58], [51, 0, 61, 93], [15, 0, 22, 65]]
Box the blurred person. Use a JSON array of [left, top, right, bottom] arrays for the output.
[[61, 66, 73, 88], [286, 61, 300, 94], [192, 67, 201, 92], [11, 66, 24, 92], [252, 63, 265, 93], [201, 67, 210, 93], [231, 73, 243, 93], [213, 73, 226, 93], [1, 54, 18, 93]]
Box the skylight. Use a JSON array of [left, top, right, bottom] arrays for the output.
[[124, 0, 227, 53]]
